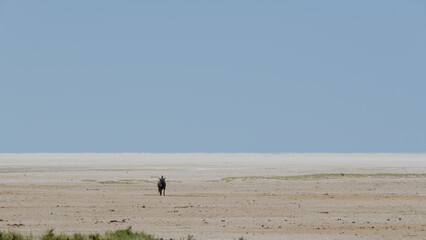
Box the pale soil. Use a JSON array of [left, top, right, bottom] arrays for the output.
[[0, 153, 426, 240]]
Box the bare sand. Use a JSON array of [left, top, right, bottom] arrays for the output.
[[1, 153, 425, 239]]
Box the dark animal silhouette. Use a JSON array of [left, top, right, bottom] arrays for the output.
[[157, 176, 166, 196]]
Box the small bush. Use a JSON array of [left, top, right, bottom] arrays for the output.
[[0, 232, 26, 240], [72, 234, 84, 240], [41, 229, 55, 240], [88, 234, 100, 240], [105, 227, 157, 240]]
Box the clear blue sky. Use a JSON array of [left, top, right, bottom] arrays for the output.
[[1, 1, 425, 153]]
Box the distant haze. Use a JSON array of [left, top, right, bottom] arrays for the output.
[[1, 1, 425, 153], [1, 153, 426, 172]]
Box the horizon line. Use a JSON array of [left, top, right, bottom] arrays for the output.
[[1, 152, 425, 154]]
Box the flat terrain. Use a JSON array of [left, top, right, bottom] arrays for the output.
[[1, 153, 426, 239]]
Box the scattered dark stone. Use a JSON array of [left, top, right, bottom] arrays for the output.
[[7, 223, 24, 227], [109, 219, 127, 223]]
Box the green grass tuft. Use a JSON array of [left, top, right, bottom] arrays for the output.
[[105, 227, 157, 240]]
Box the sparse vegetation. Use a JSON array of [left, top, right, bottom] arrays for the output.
[[81, 179, 182, 184], [183, 235, 195, 240], [209, 173, 426, 182], [82, 179, 155, 184], [0, 227, 192, 240], [82, 180, 97, 182], [98, 180, 134, 184], [0, 231, 27, 240]]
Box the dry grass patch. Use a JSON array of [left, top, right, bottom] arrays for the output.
[[211, 173, 426, 182], [81, 179, 155, 184]]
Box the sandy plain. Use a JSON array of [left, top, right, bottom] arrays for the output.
[[0, 153, 426, 240]]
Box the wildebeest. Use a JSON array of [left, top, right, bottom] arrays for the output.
[[157, 176, 166, 196]]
